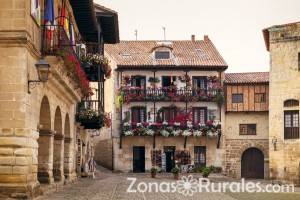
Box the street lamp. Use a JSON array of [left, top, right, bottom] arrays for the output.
[[28, 59, 51, 93]]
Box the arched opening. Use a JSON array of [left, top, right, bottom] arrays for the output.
[[241, 148, 264, 179], [53, 106, 64, 182], [284, 99, 299, 107], [38, 96, 53, 184], [64, 114, 72, 179]]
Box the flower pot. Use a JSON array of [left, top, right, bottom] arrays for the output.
[[151, 172, 156, 178]]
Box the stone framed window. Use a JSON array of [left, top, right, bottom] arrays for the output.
[[284, 110, 299, 139], [232, 93, 243, 103], [255, 93, 266, 103], [284, 99, 299, 107], [239, 124, 256, 135]]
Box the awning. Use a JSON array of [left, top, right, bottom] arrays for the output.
[[69, 0, 98, 42]]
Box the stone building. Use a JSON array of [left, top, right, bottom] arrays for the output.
[[224, 72, 269, 179], [263, 22, 300, 184], [100, 36, 227, 172], [0, 0, 118, 198]]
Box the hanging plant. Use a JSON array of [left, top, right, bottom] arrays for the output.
[[122, 75, 131, 86], [213, 92, 224, 105], [178, 74, 191, 83], [148, 77, 160, 83]]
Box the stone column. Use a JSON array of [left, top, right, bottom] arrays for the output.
[[64, 137, 77, 182], [53, 134, 64, 182], [38, 129, 54, 184]]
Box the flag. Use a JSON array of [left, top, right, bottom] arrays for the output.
[[44, 0, 54, 23], [44, 0, 55, 50], [31, 0, 41, 25]]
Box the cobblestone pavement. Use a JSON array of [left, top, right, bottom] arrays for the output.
[[38, 167, 300, 200]]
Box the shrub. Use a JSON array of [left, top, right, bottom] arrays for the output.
[[202, 167, 212, 178]]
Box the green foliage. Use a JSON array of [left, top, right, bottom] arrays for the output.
[[202, 167, 212, 178], [171, 166, 181, 174]]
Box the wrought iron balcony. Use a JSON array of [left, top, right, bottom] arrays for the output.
[[120, 87, 224, 103]]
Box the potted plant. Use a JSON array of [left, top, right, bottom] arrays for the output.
[[202, 167, 212, 178], [151, 167, 158, 178], [171, 166, 181, 180], [148, 77, 160, 87]]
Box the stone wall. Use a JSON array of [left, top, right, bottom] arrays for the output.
[[113, 136, 222, 172], [0, 0, 82, 198], [268, 22, 300, 184], [94, 139, 113, 170], [224, 112, 269, 178]]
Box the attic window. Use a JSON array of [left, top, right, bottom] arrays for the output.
[[155, 51, 170, 59]]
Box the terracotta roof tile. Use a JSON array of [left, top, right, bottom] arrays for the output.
[[225, 72, 269, 84], [104, 37, 227, 69]]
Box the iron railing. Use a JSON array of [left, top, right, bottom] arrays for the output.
[[121, 87, 222, 102]]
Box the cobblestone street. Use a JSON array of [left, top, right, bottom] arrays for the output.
[[37, 167, 300, 200]]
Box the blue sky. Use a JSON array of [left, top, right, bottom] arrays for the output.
[[95, 0, 300, 72]]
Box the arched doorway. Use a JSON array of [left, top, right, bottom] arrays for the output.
[[38, 96, 53, 184], [53, 106, 64, 182], [64, 114, 72, 179], [241, 148, 264, 179]]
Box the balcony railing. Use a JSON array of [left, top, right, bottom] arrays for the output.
[[121, 87, 223, 103], [41, 23, 77, 56]]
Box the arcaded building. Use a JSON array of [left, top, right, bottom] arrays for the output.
[[224, 72, 269, 179], [0, 0, 118, 198]]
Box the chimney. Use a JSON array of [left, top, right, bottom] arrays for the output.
[[204, 35, 209, 41], [191, 34, 195, 42]]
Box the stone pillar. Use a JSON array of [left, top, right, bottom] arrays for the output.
[[53, 134, 65, 182], [38, 129, 54, 184], [64, 137, 76, 182]]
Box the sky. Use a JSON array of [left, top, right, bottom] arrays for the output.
[[94, 0, 300, 72]]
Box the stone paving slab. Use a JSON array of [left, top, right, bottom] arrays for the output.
[[37, 167, 300, 200]]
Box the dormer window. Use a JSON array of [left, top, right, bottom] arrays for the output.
[[155, 51, 170, 59]]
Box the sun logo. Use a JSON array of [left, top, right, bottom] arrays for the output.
[[176, 175, 198, 196]]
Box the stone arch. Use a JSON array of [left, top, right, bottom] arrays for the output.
[[235, 143, 268, 179], [241, 148, 264, 179], [38, 96, 53, 184], [53, 106, 64, 182]]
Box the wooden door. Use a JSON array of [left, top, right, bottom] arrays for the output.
[[241, 148, 264, 179], [133, 146, 145, 173]]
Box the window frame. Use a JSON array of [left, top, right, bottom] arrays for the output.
[[155, 51, 171, 59], [284, 110, 299, 139], [254, 93, 266, 103], [192, 107, 207, 125], [162, 107, 177, 122], [232, 93, 244, 103], [239, 124, 257, 135], [131, 107, 147, 123]]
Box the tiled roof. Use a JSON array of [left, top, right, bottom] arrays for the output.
[[104, 36, 227, 69], [225, 72, 269, 84]]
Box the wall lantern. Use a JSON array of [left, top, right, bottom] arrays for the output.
[[271, 136, 277, 151], [28, 59, 51, 93]]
